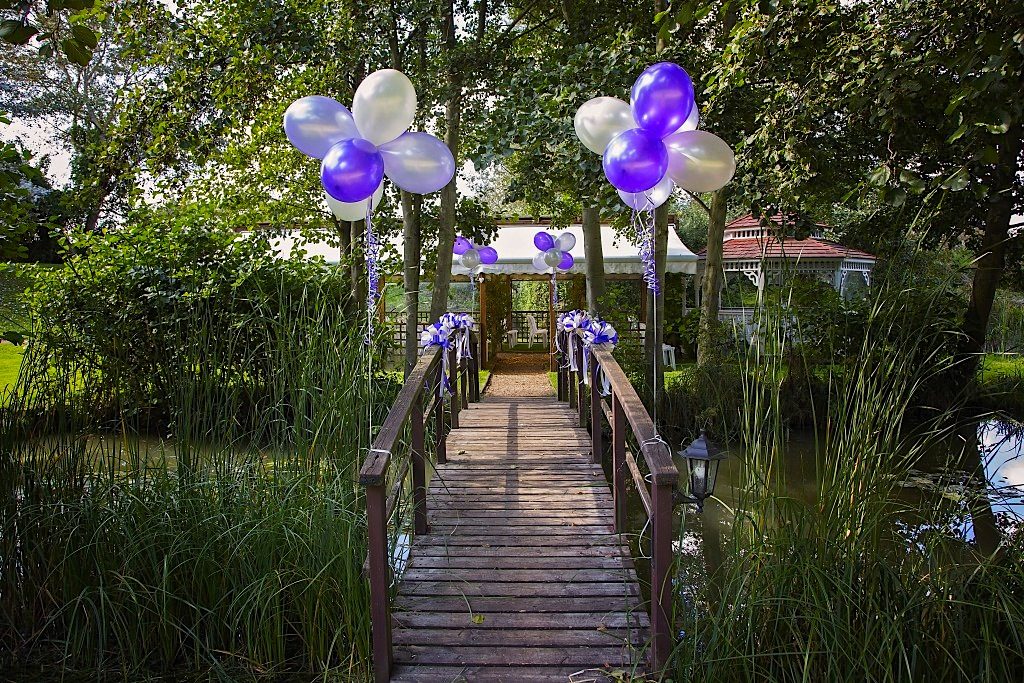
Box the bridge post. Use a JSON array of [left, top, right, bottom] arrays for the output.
[[589, 360, 602, 465], [470, 332, 481, 402], [449, 347, 460, 430], [365, 483, 392, 683], [575, 341, 586, 429], [460, 356, 469, 410], [650, 473, 675, 672], [411, 398, 428, 536], [567, 341, 578, 409], [556, 332, 565, 401], [434, 363, 446, 464], [612, 393, 626, 532]]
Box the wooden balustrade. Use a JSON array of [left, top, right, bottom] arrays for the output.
[[555, 328, 680, 672], [358, 331, 480, 683]]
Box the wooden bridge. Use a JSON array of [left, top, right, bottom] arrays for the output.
[[360, 331, 679, 682]]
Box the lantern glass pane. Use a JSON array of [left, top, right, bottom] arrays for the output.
[[690, 458, 707, 499]]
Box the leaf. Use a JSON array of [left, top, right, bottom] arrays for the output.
[[0, 20, 38, 45], [940, 167, 970, 192], [470, 614, 484, 624], [867, 165, 891, 187], [947, 122, 969, 143], [71, 24, 98, 49], [899, 169, 927, 194], [61, 37, 92, 66]]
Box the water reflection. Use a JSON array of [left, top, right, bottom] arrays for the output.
[[670, 419, 1024, 592]]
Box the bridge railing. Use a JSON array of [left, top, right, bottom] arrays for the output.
[[556, 328, 680, 672], [358, 331, 480, 683]]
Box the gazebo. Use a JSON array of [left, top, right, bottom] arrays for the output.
[[450, 218, 699, 368], [696, 213, 876, 328]]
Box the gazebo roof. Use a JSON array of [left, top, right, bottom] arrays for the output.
[[698, 213, 875, 262], [463, 221, 699, 275]]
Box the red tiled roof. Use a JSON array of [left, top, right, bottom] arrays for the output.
[[699, 236, 875, 260], [726, 212, 828, 230]]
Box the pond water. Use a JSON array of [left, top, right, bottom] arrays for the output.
[[664, 418, 1024, 587]]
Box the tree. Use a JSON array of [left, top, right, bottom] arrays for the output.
[[702, 0, 1024, 376]]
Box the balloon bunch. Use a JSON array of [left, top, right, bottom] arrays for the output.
[[453, 236, 498, 273], [574, 62, 736, 294], [531, 231, 577, 273], [284, 69, 456, 333]]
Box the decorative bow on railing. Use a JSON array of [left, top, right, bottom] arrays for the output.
[[420, 313, 476, 395], [557, 310, 618, 395]]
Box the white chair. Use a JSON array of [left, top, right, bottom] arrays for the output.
[[662, 344, 677, 370], [525, 313, 548, 348], [505, 329, 519, 348]]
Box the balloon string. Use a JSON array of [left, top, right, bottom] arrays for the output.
[[365, 198, 378, 459]]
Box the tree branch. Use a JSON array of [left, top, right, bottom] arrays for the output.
[[681, 189, 711, 216]]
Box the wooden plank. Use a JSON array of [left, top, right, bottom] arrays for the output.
[[390, 665, 631, 682], [401, 568, 635, 583], [408, 556, 635, 570], [392, 645, 636, 667], [410, 545, 631, 559], [398, 582, 639, 598], [393, 611, 650, 630], [410, 534, 624, 547], [393, 596, 645, 613], [393, 628, 641, 647], [422, 525, 616, 536]]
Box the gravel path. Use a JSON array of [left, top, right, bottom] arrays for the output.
[[485, 353, 553, 397]]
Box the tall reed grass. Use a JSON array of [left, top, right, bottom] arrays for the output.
[[672, 260, 1024, 681], [1, 263, 394, 679]]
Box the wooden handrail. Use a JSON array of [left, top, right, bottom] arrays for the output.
[[555, 327, 680, 673], [359, 345, 442, 487], [359, 330, 480, 683]]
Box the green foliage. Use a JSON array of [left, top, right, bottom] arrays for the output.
[[0, 224, 400, 677], [0, 0, 98, 64]]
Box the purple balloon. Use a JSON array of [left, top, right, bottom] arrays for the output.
[[630, 62, 695, 139], [479, 246, 499, 264], [453, 236, 473, 255], [321, 138, 384, 203], [557, 251, 574, 271], [602, 128, 669, 193], [534, 232, 555, 251]]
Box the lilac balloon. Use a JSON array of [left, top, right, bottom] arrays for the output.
[[321, 138, 385, 203], [557, 251, 574, 271], [630, 62, 695, 139], [602, 128, 669, 193], [478, 246, 498, 264], [534, 232, 555, 251], [379, 132, 455, 195], [284, 96, 360, 159], [453, 236, 473, 255]]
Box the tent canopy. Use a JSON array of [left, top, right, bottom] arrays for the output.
[[253, 220, 699, 276], [452, 222, 698, 275]]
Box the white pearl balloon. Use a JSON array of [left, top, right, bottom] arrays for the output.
[[668, 102, 699, 136], [574, 97, 635, 155], [324, 182, 385, 221], [665, 130, 736, 193], [352, 69, 417, 146], [283, 96, 360, 159], [543, 248, 563, 268], [461, 248, 481, 269], [532, 252, 548, 272], [618, 172, 674, 210], [555, 232, 576, 252]]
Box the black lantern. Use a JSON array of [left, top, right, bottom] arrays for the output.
[[676, 431, 726, 510]]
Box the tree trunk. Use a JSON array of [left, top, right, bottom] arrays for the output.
[[697, 186, 729, 365], [351, 219, 366, 313], [582, 205, 605, 315], [429, 0, 462, 322], [402, 191, 422, 375], [644, 204, 669, 396], [960, 123, 1022, 375]]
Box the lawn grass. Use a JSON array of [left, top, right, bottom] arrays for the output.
[[0, 343, 24, 396]]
